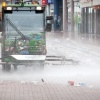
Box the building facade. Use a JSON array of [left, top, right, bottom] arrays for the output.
[[80, 0, 100, 40]]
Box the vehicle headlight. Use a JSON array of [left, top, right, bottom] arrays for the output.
[[36, 7, 42, 10], [6, 7, 12, 10]]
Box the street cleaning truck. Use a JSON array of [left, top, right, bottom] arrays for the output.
[[0, 0, 79, 72], [0, 1, 53, 71]]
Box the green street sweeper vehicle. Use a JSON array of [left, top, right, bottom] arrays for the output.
[[0, 1, 52, 71]]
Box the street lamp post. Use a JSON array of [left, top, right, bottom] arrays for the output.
[[71, 0, 74, 39], [63, 0, 67, 37]]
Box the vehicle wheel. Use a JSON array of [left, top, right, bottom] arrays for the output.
[[13, 64, 18, 70], [2, 64, 11, 72]]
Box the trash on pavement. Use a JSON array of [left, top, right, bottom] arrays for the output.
[[68, 81, 74, 86], [68, 81, 88, 87], [78, 82, 86, 86]]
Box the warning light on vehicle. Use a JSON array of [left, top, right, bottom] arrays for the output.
[[41, 0, 47, 5], [32, 1, 39, 4], [36, 7, 42, 10], [2, 2, 6, 7]]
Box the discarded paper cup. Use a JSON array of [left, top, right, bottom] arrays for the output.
[[68, 81, 74, 86]]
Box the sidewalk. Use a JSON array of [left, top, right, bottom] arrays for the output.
[[47, 31, 100, 47], [0, 32, 100, 100], [0, 80, 100, 100]]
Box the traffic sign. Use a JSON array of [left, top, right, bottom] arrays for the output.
[[47, 0, 54, 4]]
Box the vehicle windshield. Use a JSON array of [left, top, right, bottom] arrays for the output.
[[5, 10, 44, 39]]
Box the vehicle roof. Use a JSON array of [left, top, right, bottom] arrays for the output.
[[6, 3, 41, 7]]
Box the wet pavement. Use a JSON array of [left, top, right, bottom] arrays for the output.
[[0, 34, 100, 100], [0, 80, 100, 100]]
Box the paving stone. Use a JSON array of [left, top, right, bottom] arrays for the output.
[[0, 81, 100, 100]]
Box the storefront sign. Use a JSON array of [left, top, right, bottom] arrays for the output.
[[80, 0, 92, 3]]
